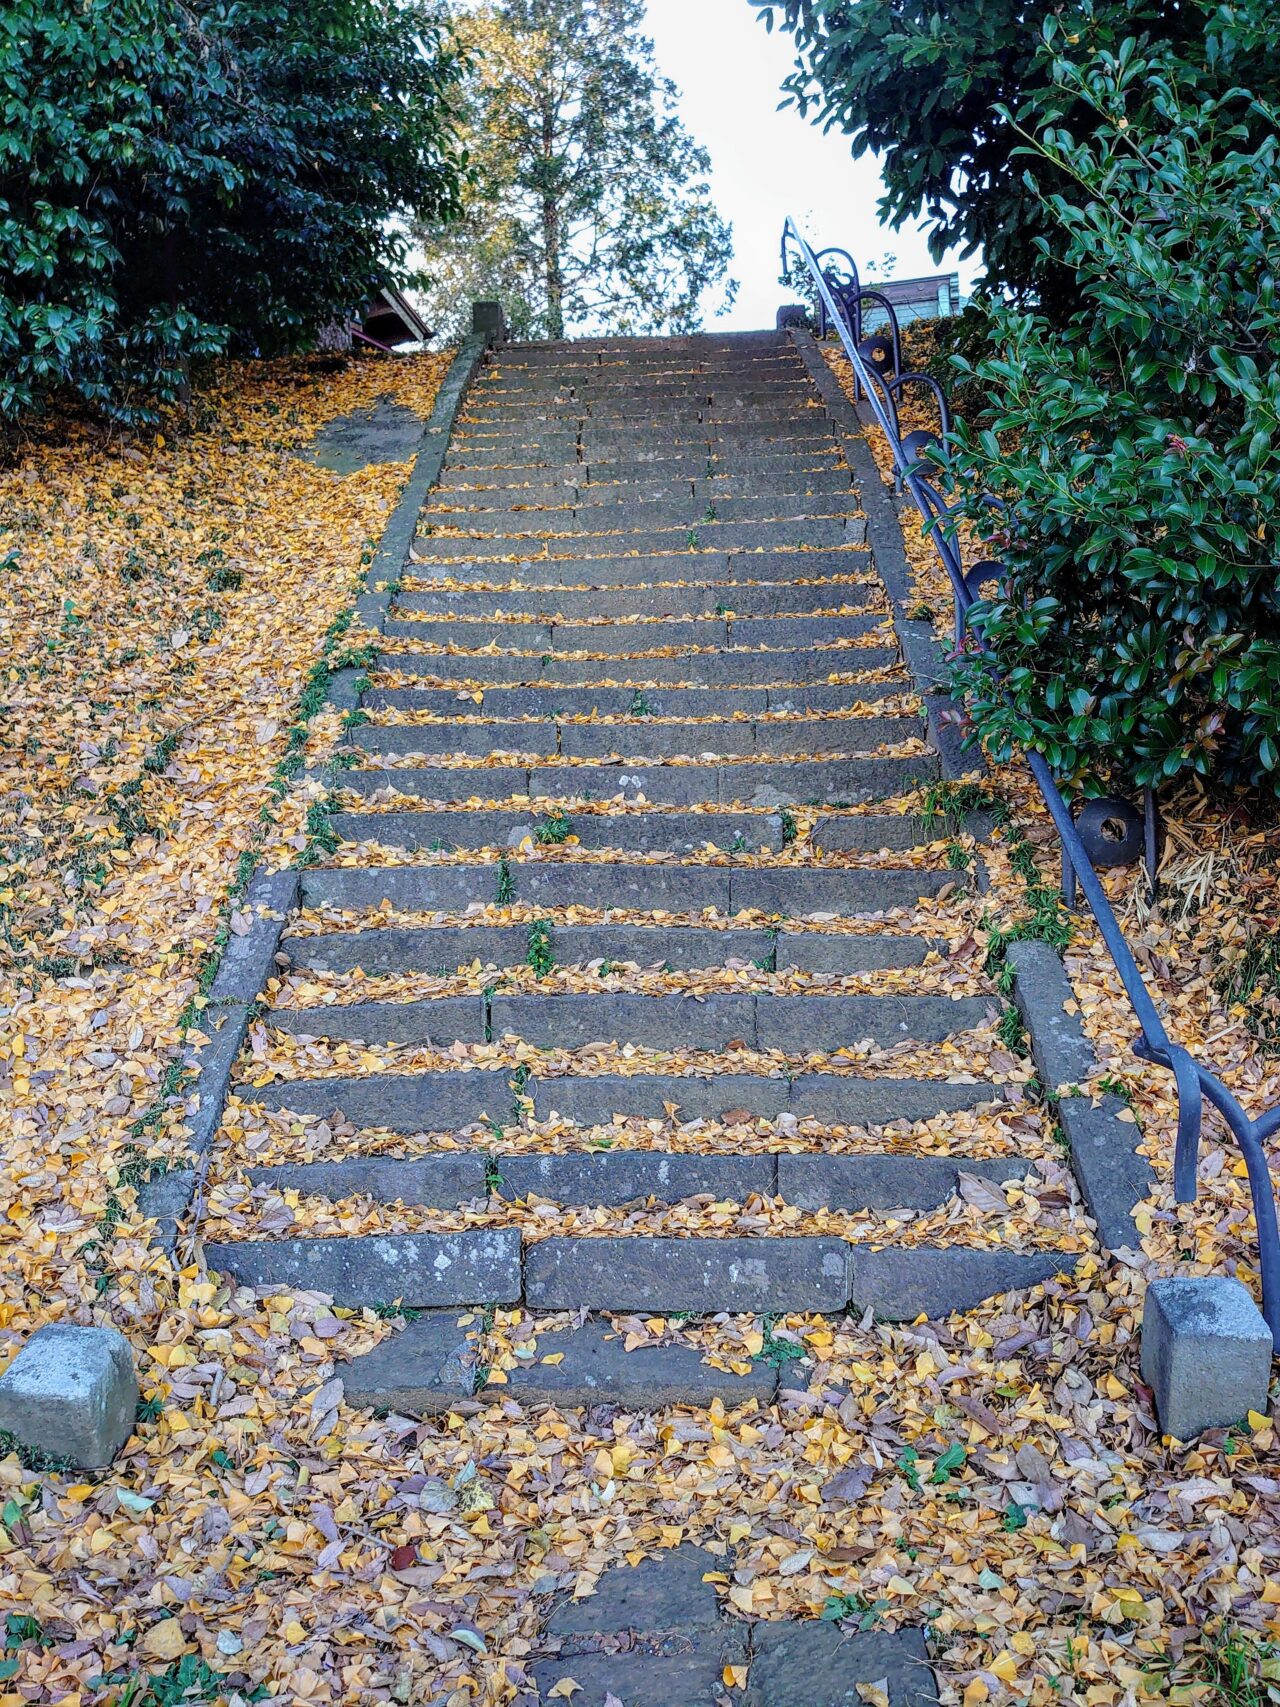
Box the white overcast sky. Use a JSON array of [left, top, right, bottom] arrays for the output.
[[642, 0, 978, 330]]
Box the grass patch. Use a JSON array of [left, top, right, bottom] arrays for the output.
[[1216, 934, 1280, 1055]]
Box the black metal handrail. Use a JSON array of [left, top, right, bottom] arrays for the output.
[[781, 215, 1280, 1349]]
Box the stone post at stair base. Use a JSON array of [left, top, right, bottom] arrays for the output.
[[1141, 1276, 1273, 1440], [0, 1324, 139, 1469]]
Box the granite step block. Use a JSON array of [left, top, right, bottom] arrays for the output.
[[524, 1235, 851, 1312], [846, 1246, 1068, 1321], [496, 1319, 777, 1409], [244, 1156, 487, 1205], [285, 921, 778, 974], [494, 1152, 773, 1205], [242, 1068, 1008, 1132], [203, 1229, 522, 1308], [341, 1311, 477, 1414], [327, 805, 784, 853]]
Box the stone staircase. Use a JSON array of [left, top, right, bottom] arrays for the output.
[[202, 330, 1071, 1419]]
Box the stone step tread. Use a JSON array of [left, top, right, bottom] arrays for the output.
[[362, 685, 907, 716], [297, 860, 958, 914], [524, 1237, 1066, 1315], [393, 583, 878, 618], [396, 550, 875, 589], [325, 807, 793, 853], [351, 714, 918, 759], [373, 644, 901, 682], [241, 1069, 1010, 1132], [268, 990, 996, 1049], [229, 1151, 1033, 1211], [203, 1229, 1065, 1317], [329, 755, 938, 808], [533, 1549, 940, 1704], [284, 920, 940, 973], [422, 495, 859, 527], [340, 1314, 776, 1415], [381, 613, 881, 648], [439, 455, 844, 485], [411, 521, 859, 560], [203, 1229, 521, 1309]]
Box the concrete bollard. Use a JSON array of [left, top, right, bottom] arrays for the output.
[[1141, 1276, 1273, 1440], [0, 1324, 139, 1469]]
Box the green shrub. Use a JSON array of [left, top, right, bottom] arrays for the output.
[[942, 6, 1280, 797], [0, 0, 465, 425], [751, 0, 1229, 303]]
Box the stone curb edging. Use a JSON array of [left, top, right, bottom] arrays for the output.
[[787, 328, 1153, 1255], [1006, 937, 1155, 1251], [141, 868, 299, 1252], [142, 338, 489, 1254], [351, 332, 489, 637], [787, 327, 977, 783]]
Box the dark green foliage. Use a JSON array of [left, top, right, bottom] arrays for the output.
[[943, 7, 1280, 797], [1, 0, 465, 423], [751, 0, 1253, 302]]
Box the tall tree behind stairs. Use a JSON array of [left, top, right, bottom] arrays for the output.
[[416, 0, 737, 340]]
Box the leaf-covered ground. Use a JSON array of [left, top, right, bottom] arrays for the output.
[[0, 348, 1276, 1706]]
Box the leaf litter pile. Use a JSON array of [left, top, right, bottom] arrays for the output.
[[0, 345, 1276, 1707]]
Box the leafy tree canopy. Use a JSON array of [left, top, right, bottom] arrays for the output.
[[750, 0, 1278, 301], [415, 0, 736, 341], [1, 0, 467, 424], [942, 2, 1280, 797]]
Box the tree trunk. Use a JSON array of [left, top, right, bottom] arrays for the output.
[[541, 93, 564, 340]]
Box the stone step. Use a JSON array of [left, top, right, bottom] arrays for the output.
[[423, 492, 860, 528], [327, 805, 788, 852], [341, 1310, 475, 1414], [203, 1229, 521, 1308], [374, 643, 900, 683], [453, 417, 833, 452], [232, 1151, 1027, 1211], [488, 361, 799, 383], [461, 405, 823, 433], [297, 858, 956, 915], [404, 546, 871, 587], [350, 714, 917, 760], [332, 753, 935, 806], [541, 1235, 850, 1312], [440, 450, 841, 484], [473, 376, 813, 401], [491, 1317, 777, 1411], [410, 518, 861, 560], [382, 614, 880, 651], [579, 427, 835, 458], [270, 990, 993, 1050], [393, 580, 878, 619], [287, 919, 937, 974], [242, 1068, 1007, 1131], [337, 1311, 766, 1417], [521, 1237, 1064, 1316], [363, 683, 905, 717]]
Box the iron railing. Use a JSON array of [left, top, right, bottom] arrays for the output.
[[780, 215, 1280, 1349]]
